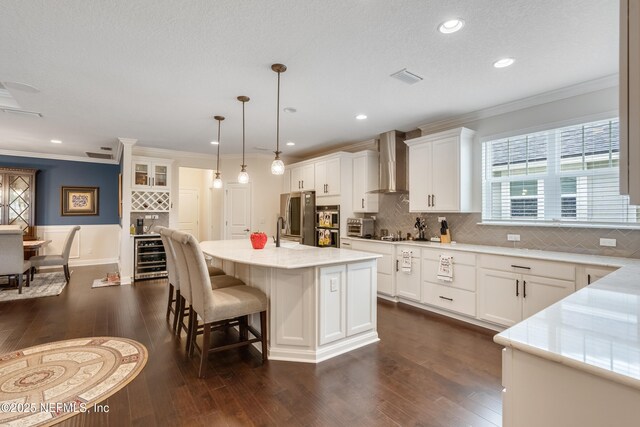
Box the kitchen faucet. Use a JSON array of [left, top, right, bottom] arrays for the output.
[[275, 216, 284, 247]]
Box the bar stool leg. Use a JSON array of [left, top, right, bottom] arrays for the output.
[[198, 323, 211, 378], [166, 283, 174, 320], [260, 311, 268, 363], [172, 290, 182, 333]]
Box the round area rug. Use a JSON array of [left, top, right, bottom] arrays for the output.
[[0, 337, 147, 426]]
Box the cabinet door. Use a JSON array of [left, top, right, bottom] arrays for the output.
[[325, 157, 341, 196], [430, 136, 459, 211], [153, 163, 170, 188], [585, 266, 617, 286], [319, 265, 347, 345], [352, 155, 366, 212], [314, 161, 327, 194], [409, 143, 432, 212], [347, 261, 376, 336], [521, 275, 574, 319], [477, 269, 521, 327], [282, 168, 292, 193], [133, 161, 151, 188], [300, 164, 315, 191], [290, 167, 302, 191], [396, 254, 421, 301]]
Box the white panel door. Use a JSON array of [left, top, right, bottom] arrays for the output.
[[409, 143, 432, 212], [178, 188, 199, 239], [477, 268, 521, 327], [430, 136, 459, 211], [224, 183, 251, 240], [521, 275, 574, 320], [352, 155, 366, 212], [319, 265, 347, 345], [325, 157, 341, 196], [347, 261, 376, 336]]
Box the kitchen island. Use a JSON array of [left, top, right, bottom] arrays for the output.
[[494, 264, 640, 427], [199, 239, 381, 363]]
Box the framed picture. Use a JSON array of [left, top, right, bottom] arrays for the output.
[[61, 186, 99, 216]]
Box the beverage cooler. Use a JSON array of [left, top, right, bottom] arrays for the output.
[[316, 205, 340, 248], [134, 235, 168, 281]]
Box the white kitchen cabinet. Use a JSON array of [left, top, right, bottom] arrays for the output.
[[620, 0, 640, 205], [405, 127, 475, 212], [352, 151, 379, 213], [290, 163, 314, 192], [576, 265, 618, 290], [343, 238, 395, 297], [477, 267, 574, 327], [395, 246, 421, 301], [319, 265, 347, 345], [282, 168, 292, 194], [315, 157, 341, 196], [347, 261, 377, 336], [132, 157, 171, 190]]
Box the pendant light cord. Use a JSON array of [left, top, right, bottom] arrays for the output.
[[276, 70, 281, 156], [242, 99, 246, 167], [216, 119, 221, 172]]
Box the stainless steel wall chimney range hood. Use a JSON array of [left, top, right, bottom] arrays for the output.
[[368, 130, 408, 194]]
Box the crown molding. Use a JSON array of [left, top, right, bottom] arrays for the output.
[[418, 74, 619, 135], [0, 148, 119, 165], [297, 138, 378, 160], [132, 144, 274, 161]]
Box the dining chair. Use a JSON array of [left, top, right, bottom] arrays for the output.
[[0, 226, 31, 293], [175, 231, 268, 377], [29, 226, 80, 282]]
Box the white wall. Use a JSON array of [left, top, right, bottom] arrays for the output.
[[39, 224, 120, 268]]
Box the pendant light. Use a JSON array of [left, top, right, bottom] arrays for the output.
[[271, 63, 287, 175], [212, 115, 224, 189], [237, 96, 250, 184]]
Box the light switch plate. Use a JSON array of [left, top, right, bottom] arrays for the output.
[[600, 238, 616, 247], [330, 278, 338, 292], [507, 234, 521, 242]]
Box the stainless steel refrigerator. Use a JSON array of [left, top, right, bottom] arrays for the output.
[[280, 191, 316, 246]]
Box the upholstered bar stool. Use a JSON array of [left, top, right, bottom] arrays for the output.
[[169, 230, 245, 353], [177, 232, 268, 378]]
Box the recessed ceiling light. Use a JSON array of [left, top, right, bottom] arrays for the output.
[[493, 58, 515, 68], [50, 139, 62, 144], [438, 18, 465, 34], [356, 114, 367, 120], [283, 107, 297, 113], [286, 141, 295, 146], [210, 140, 219, 145]]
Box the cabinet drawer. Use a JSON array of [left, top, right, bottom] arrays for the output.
[[422, 248, 476, 266], [422, 259, 476, 291], [478, 254, 575, 281], [422, 282, 476, 317]]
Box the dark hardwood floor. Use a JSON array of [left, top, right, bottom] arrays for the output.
[[0, 264, 503, 426]]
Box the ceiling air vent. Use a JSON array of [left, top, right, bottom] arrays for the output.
[[86, 152, 113, 160], [390, 68, 423, 85]]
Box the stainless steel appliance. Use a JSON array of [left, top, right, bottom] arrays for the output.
[[280, 191, 316, 246], [347, 217, 374, 238], [134, 235, 167, 281], [316, 205, 340, 248]]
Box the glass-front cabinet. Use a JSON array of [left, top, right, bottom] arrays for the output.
[[0, 167, 37, 239], [131, 158, 171, 190]]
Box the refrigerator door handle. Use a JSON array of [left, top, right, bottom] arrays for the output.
[[285, 195, 292, 235]]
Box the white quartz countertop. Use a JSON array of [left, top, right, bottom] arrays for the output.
[[495, 264, 640, 390], [341, 236, 640, 268], [200, 239, 381, 269]]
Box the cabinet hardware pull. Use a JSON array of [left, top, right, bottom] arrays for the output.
[[523, 280, 527, 298], [432, 194, 435, 206], [361, 198, 364, 209], [516, 279, 519, 297], [428, 195, 431, 207], [439, 296, 453, 301], [396, 260, 399, 272], [510, 264, 531, 270], [587, 274, 591, 285], [301, 180, 304, 188]]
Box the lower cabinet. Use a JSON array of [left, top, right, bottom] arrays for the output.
[[348, 239, 395, 296], [576, 265, 618, 290], [318, 261, 376, 345], [477, 268, 574, 327], [395, 245, 421, 301], [422, 282, 476, 317]]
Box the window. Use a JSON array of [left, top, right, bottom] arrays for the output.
[[482, 118, 640, 225]]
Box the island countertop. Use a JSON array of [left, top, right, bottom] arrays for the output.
[[200, 239, 381, 269], [494, 263, 640, 390]]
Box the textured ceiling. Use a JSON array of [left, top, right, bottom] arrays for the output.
[[0, 0, 619, 159]]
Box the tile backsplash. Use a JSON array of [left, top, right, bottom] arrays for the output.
[[129, 212, 169, 233], [366, 194, 640, 259]]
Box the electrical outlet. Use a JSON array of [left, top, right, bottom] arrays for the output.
[[330, 278, 338, 292], [151, 214, 159, 220], [600, 238, 616, 247], [144, 214, 152, 219], [437, 216, 446, 222], [507, 234, 521, 242]]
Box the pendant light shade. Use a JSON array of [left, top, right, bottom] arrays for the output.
[[212, 115, 224, 189], [237, 96, 250, 184], [271, 63, 287, 175]]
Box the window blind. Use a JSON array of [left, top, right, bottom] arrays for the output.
[[482, 118, 640, 225]]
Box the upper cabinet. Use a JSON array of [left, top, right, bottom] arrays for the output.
[[315, 157, 341, 196], [405, 127, 475, 212], [290, 163, 315, 192], [352, 151, 379, 213], [620, 0, 640, 204], [132, 157, 171, 190]]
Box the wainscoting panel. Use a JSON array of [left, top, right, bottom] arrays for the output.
[[39, 224, 120, 267]]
